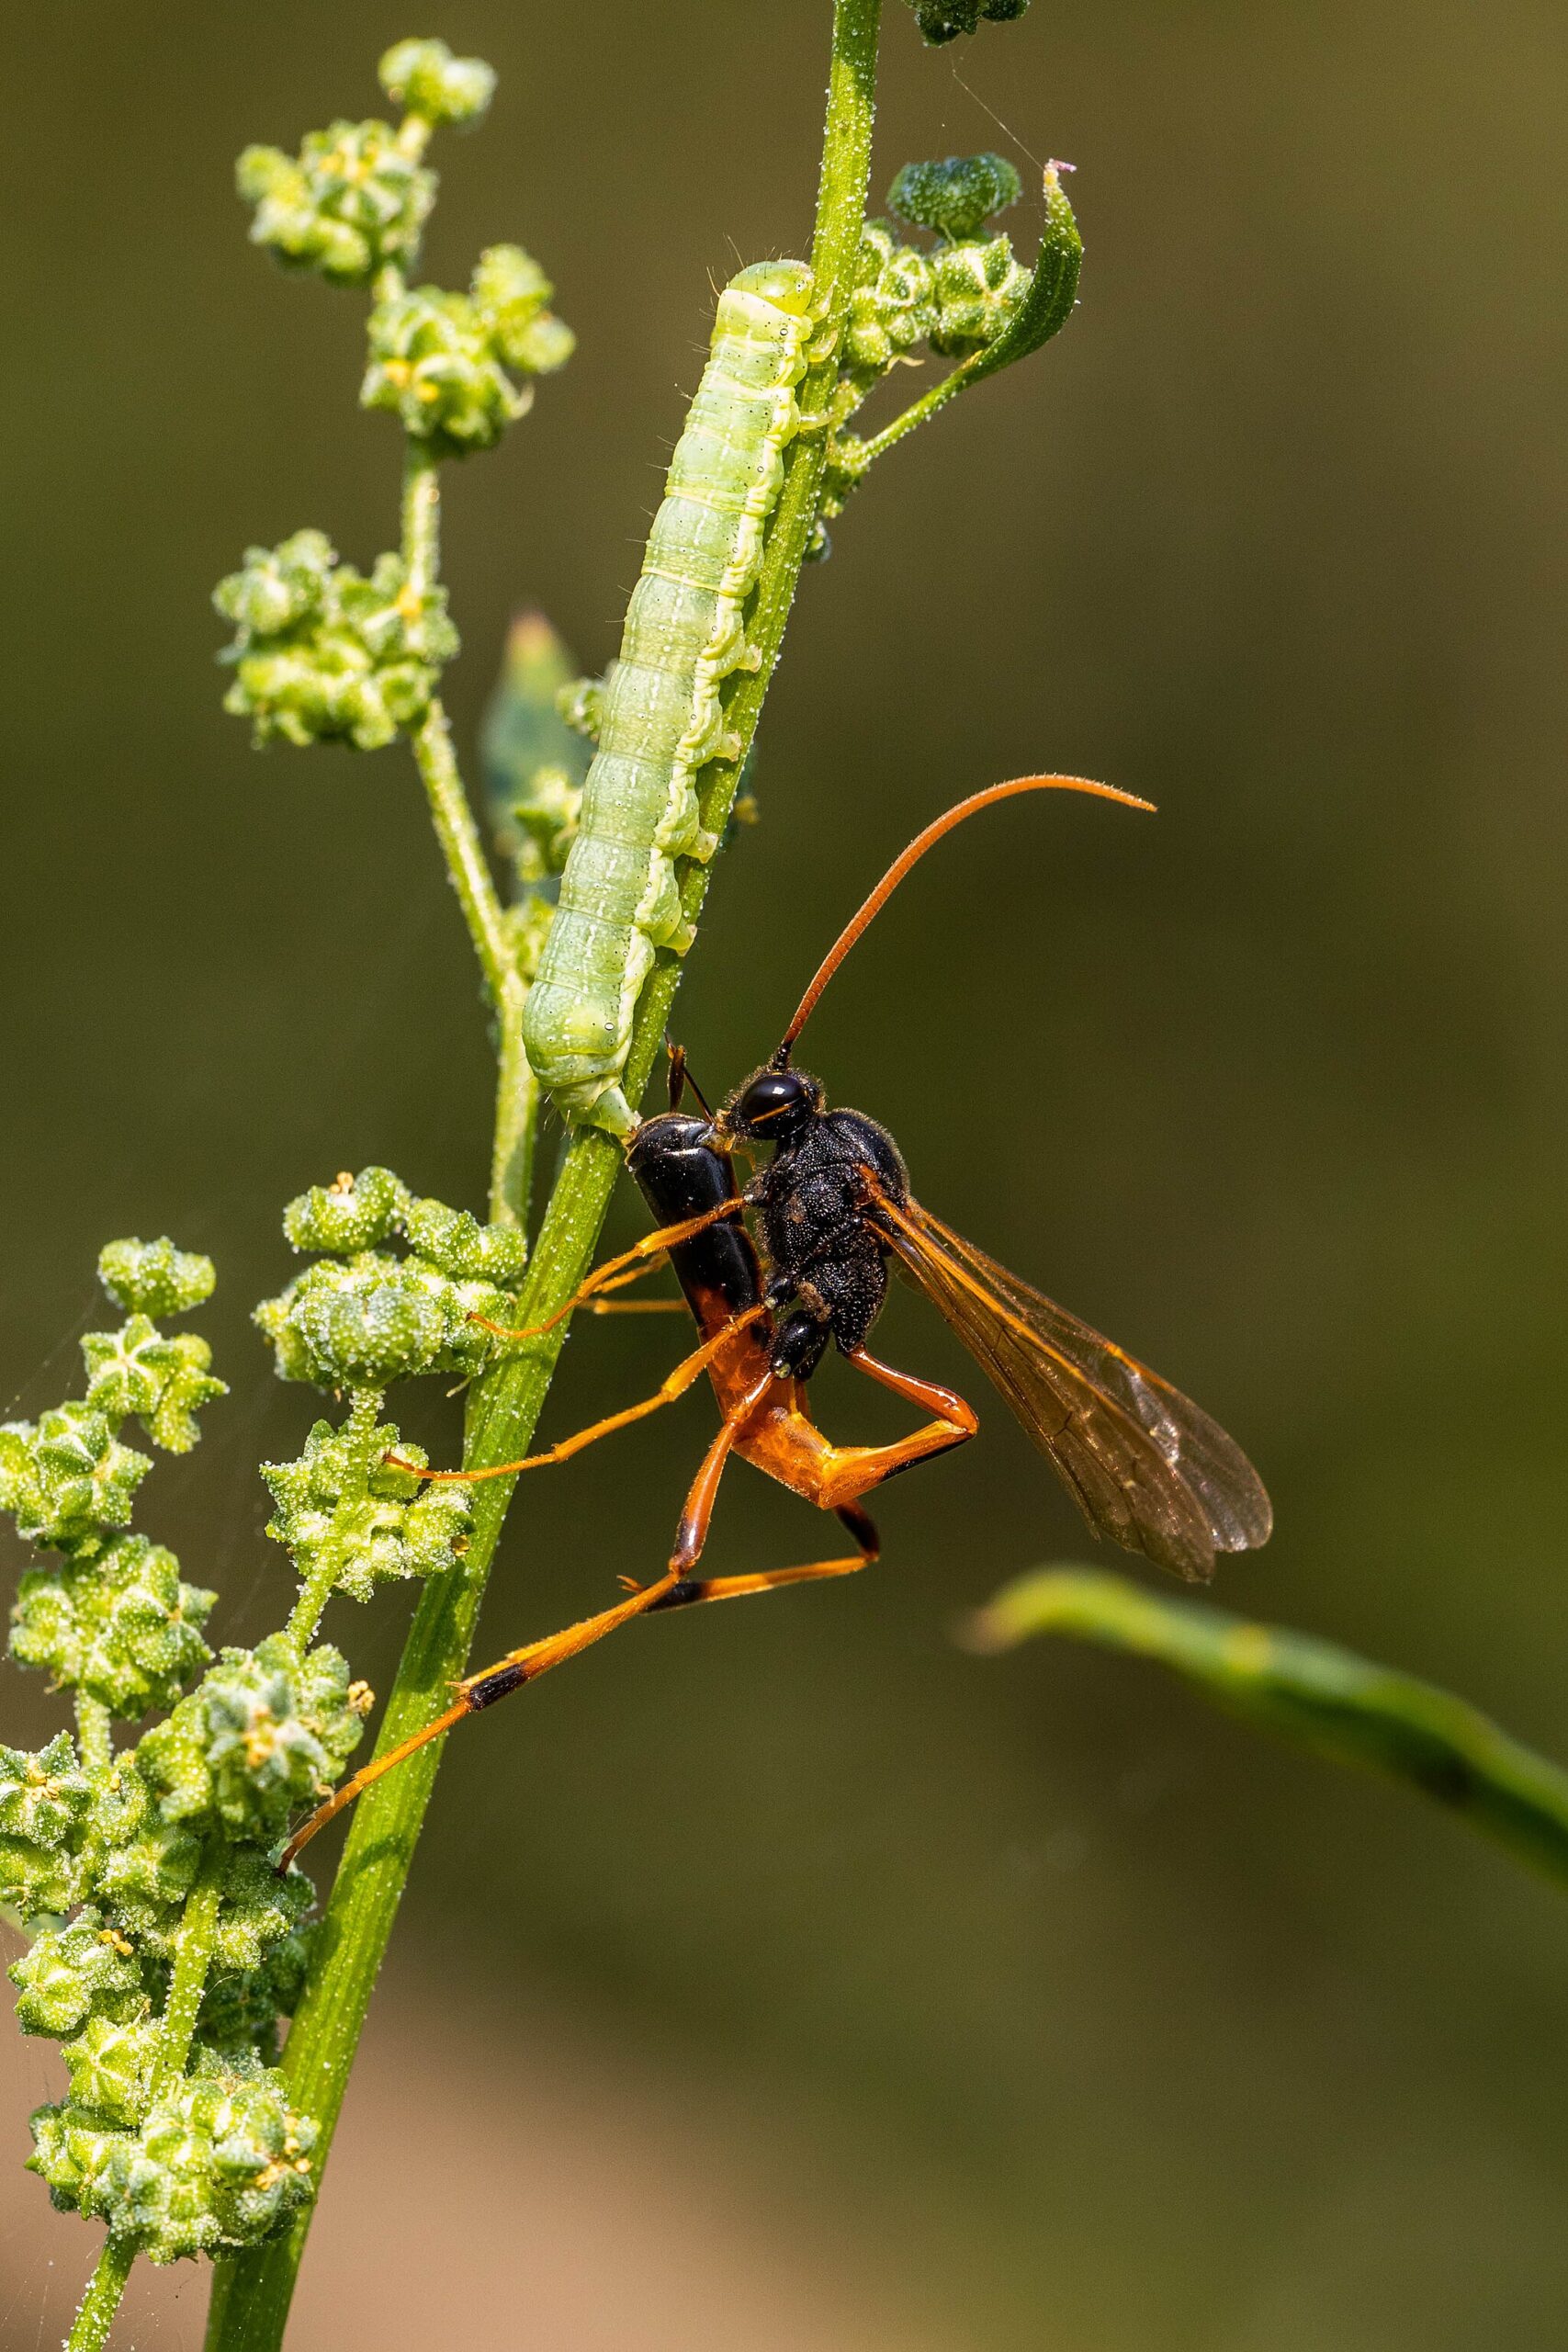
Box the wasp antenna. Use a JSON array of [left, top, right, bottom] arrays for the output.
[[776, 774, 1154, 1056]]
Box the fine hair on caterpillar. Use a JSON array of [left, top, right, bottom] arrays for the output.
[[522, 260, 821, 1135]]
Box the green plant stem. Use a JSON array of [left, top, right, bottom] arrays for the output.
[[75, 1693, 113, 1775], [401, 444, 519, 1018], [66, 2235, 137, 2352], [152, 1843, 226, 2094], [490, 989, 537, 1228], [70, 1847, 226, 2349], [204, 11, 881, 2345]]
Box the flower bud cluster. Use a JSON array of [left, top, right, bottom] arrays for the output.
[[843, 157, 1029, 388], [238, 122, 434, 287], [256, 1166, 524, 1390], [215, 530, 458, 752], [906, 0, 1029, 41], [263, 1393, 471, 1607], [0, 1236, 386, 2265], [363, 246, 574, 456], [30, 2047, 318, 2263], [236, 41, 495, 292]]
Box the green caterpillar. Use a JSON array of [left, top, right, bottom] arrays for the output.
[[522, 260, 818, 1135]]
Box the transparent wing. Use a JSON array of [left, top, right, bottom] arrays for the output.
[[873, 1192, 1272, 1584]]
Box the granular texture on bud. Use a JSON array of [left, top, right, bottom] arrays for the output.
[[98, 1239, 216, 1321], [887, 153, 1021, 240], [263, 1399, 472, 1604], [28, 2048, 318, 2260], [283, 1166, 410, 1256], [0, 1405, 152, 1555], [82, 1320, 228, 1454], [11, 1534, 216, 1719], [138, 1638, 366, 1844]]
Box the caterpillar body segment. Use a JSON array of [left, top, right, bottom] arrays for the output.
[[523, 261, 818, 1135]]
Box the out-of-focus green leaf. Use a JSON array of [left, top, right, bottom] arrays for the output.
[[971, 1567, 1568, 1891]]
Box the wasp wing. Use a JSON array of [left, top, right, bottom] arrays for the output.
[[873, 1193, 1272, 1583]]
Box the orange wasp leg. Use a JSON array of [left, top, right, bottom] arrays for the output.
[[400, 1303, 769, 1487], [470, 1199, 745, 1345], [640, 1500, 881, 1611], [279, 1375, 773, 1871]]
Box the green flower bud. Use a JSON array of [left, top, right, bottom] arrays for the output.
[[138, 1637, 366, 1843], [62, 2012, 161, 2130], [378, 38, 496, 127], [98, 1238, 216, 1320], [362, 285, 526, 452], [907, 0, 1028, 41], [402, 1197, 525, 1284], [282, 1165, 411, 1255], [238, 119, 434, 288], [11, 1535, 216, 1719], [930, 232, 1031, 355], [842, 224, 936, 378], [93, 1803, 203, 1952], [887, 153, 1021, 241], [0, 1404, 152, 1554], [363, 246, 571, 457], [216, 535, 457, 752], [211, 1850, 312, 1975], [10, 1909, 151, 2040], [263, 1400, 471, 1605], [30, 2048, 319, 2260], [198, 1927, 314, 2062], [471, 244, 575, 374], [255, 1251, 510, 1388], [81, 1319, 227, 1454], [0, 1734, 92, 1921]]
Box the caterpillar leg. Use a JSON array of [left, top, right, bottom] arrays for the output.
[[280, 1380, 770, 1871]]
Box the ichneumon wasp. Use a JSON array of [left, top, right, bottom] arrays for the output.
[[281, 775, 1271, 1869]]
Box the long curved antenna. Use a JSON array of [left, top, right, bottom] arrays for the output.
[[774, 774, 1155, 1063]]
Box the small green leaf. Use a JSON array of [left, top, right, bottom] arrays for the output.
[[973, 1567, 1568, 1891]]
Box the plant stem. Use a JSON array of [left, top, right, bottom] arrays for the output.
[[67, 2236, 137, 2352], [489, 989, 537, 1229], [75, 1693, 112, 1776], [69, 1847, 226, 2350], [204, 11, 881, 2345], [152, 1843, 226, 2095], [401, 444, 519, 1017]]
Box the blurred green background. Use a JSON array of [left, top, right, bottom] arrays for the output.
[[5, 3, 1568, 2346]]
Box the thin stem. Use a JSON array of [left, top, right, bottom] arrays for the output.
[[66, 2236, 137, 2352], [204, 11, 881, 2345], [410, 697, 521, 1018], [70, 1848, 226, 2349], [152, 1844, 225, 2095], [490, 989, 538, 1228], [74, 1693, 112, 1776], [401, 443, 519, 1015], [850, 351, 982, 469]]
